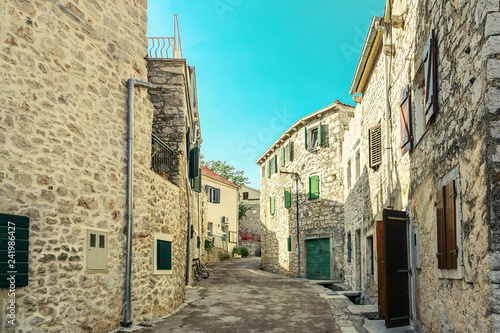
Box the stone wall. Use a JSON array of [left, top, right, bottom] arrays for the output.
[[0, 1, 202, 331], [259, 103, 353, 278], [239, 198, 261, 256]]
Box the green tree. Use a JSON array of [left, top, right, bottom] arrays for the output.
[[239, 203, 251, 220], [201, 159, 249, 186]]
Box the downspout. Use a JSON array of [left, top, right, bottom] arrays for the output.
[[125, 79, 158, 326], [296, 174, 300, 278], [383, 30, 393, 209]]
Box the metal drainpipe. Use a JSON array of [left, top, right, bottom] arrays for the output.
[[185, 183, 191, 286], [383, 32, 393, 209], [124, 79, 158, 326], [296, 174, 300, 278]]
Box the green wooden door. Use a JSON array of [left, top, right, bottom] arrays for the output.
[[306, 238, 331, 280]]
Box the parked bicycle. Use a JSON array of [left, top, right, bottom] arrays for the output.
[[192, 258, 209, 281]]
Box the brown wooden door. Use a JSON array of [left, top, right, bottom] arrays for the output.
[[376, 221, 385, 318], [383, 209, 410, 328]]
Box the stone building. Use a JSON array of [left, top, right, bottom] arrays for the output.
[[256, 101, 354, 278], [238, 185, 261, 256], [0, 2, 205, 331], [202, 166, 239, 256], [342, 0, 500, 331]]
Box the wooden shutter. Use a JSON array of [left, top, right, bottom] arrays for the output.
[[317, 122, 322, 147], [424, 29, 437, 126], [189, 145, 199, 179], [157, 240, 172, 270], [444, 181, 457, 269], [193, 167, 202, 192], [215, 188, 221, 203], [281, 147, 285, 166], [308, 175, 320, 200], [284, 187, 291, 208], [267, 160, 271, 178], [400, 85, 412, 155], [436, 187, 447, 268], [304, 127, 308, 150], [287, 237, 291, 251], [270, 196, 275, 215], [273, 154, 277, 173], [0, 213, 29, 287], [243, 192, 249, 200], [289, 139, 293, 161], [369, 124, 382, 167]]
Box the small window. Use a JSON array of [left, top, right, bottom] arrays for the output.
[[436, 180, 457, 269], [304, 122, 323, 151], [369, 124, 382, 168], [347, 232, 352, 263], [270, 196, 276, 215], [287, 237, 291, 252], [86, 229, 108, 271], [307, 175, 320, 200], [206, 186, 220, 203], [154, 234, 173, 274], [243, 192, 249, 200], [367, 235, 374, 275]]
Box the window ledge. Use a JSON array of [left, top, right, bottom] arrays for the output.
[[437, 265, 464, 280]]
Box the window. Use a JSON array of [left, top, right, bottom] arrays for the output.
[[86, 229, 108, 271], [270, 196, 276, 215], [307, 175, 320, 200], [305, 122, 322, 150], [205, 186, 220, 203], [243, 192, 249, 200], [366, 235, 374, 275], [283, 140, 293, 165], [400, 85, 412, 155], [355, 150, 360, 182], [287, 237, 291, 252], [347, 160, 352, 189], [154, 234, 172, 274], [347, 232, 352, 263], [424, 29, 437, 127], [436, 180, 457, 269], [284, 187, 292, 208], [208, 222, 213, 235], [229, 231, 237, 243], [369, 124, 382, 168]]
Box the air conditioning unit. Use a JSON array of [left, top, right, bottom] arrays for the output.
[[221, 216, 229, 224]]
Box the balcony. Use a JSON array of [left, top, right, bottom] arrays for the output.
[[147, 14, 183, 59], [151, 133, 176, 181]]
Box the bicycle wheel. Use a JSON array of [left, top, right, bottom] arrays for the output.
[[193, 267, 202, 281], [200, 265, 209, 279]]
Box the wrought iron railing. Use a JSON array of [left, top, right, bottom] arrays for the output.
[[147, 14, 183, 59], [151, 133, 176, 181], [207, 235, 228, 252]]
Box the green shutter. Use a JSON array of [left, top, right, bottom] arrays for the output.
[[270, 196, 275, 215], [284, 187, 291, 208], [281, 147, 285, 166], [308, 175, 320, 200], [189, 144, 200, 179], [289, 139, 293, 161], [193, 167, 202, 192], [273, 154, 277, 173], [267, 160, 271, 178], [287, 237, 291, 252], [215, 188, 221, 203], [304, 127, 308, 150], [157, 240, 172, 270], [0, 213, 29, 287], [317, 122, 322, 146]]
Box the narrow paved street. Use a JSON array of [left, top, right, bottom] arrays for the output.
[[135, 257, 342, 333]]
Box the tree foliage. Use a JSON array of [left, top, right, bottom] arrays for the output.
[[239, 203, 251, 220], [201, 159, 249, 186]]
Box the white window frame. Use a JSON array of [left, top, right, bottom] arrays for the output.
[[306, 122, 322, 151], [154, 234, 173, 275]]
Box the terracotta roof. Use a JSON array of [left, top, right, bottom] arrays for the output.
[[201, 166, 239, 188]]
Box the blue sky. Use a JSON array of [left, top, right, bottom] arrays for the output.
[[147, 1, 385, 189]]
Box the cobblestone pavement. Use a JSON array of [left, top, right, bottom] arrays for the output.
[[125, 257, 342, 332]]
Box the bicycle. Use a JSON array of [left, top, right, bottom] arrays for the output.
[[192, 258, 209, 281]]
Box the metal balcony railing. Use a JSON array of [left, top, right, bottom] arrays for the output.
[[147, 14, 183, 59], [207, 235, 228, 252], [151, 133, 176, 181]]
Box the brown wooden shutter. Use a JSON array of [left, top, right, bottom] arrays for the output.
[[424, 29, 437, 127], [436, 187, 447, 269], [444, 180, 457, 269], [400, 85, 411, 155], [369, 124, 382, 167]]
